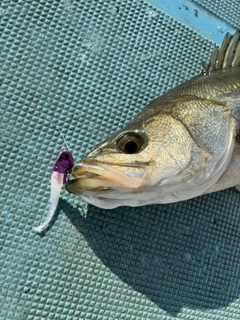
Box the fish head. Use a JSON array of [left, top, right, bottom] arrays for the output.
[[66, 96, 236, 209]]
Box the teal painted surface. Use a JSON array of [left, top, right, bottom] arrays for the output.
[[1, 0, 240, 319], [148, 0, 235, 44], [193, 0, 239, 29]]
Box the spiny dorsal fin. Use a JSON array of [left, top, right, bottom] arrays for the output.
[[202, 28, 240, 75]]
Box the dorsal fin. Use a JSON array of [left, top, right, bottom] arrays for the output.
[[202, 28, 240, 75]]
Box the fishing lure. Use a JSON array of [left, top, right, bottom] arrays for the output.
[[34, 151, 74, 233]]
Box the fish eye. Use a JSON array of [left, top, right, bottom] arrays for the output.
[[117, 132, 145, 154]]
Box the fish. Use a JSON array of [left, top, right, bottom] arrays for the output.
[[66, 29, 240, 209], [34, 151, 74, 233]]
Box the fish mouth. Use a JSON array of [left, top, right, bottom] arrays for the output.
[[65, 160, 149, 194]]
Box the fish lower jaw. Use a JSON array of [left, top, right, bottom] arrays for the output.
[[80, 195, 141, 209], [70, 160, 151, 187]]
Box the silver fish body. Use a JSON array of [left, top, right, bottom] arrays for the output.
[[66, 29, 240, 209]]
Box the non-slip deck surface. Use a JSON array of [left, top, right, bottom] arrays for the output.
[[1, 0, 240, 319]]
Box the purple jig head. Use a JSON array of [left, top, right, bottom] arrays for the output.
[[34, 151, 74, 233], [53, 151, 74, 184]]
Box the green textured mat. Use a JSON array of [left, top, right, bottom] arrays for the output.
[[1, 0, 240, 319]]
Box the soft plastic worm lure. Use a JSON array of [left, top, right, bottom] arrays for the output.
[[34, 151, 74, 233]]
